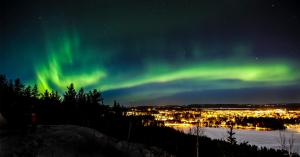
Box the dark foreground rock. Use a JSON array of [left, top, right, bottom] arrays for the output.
[[0, 125, 171, 157]]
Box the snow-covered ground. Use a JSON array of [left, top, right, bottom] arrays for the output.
[[178, 126, 300, 155], [0, 125, 169, 157]]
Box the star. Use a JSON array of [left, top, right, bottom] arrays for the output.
[[271, 4, 275, 8]]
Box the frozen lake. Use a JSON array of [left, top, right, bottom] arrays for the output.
[[177, 126, 300, 154]]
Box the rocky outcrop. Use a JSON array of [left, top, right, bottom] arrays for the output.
[[0, 125, 172, 157]]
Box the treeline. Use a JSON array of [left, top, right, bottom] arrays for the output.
[[235, 117, 286, 130], [234, 117, 300, 130], [0, 74, 298, 157], [0, 74, 118, 127], [200, 116, 287, 130], [188, 104, 300, 109]]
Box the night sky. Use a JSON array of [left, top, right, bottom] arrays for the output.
[[1, 0, 300, 105]]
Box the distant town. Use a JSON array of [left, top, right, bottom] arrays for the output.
[[127, 104, 300, 130]]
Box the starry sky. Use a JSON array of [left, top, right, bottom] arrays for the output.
[[1, 0, 300, 105]]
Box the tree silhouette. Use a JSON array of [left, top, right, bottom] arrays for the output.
[[50, 91, 60, 103], [0, 77, 32, 126], [23, 86, 32, 97], [113, 100, 127, 117], [77, 88, 86, 104], [86, 89, 105, 125], [89, 89, 103, 105], [227, 124, 237, 145], [0, 75, 7, 111], [42, 90, 50, 100], [14, 78, 24, 96], [77, 88, 87, 125], [31, 84, 39, 98], [63, 83, 77, 123], [0, 74, 297, 157], [0, 75, 9, 122], [64, 83, 77, 104]]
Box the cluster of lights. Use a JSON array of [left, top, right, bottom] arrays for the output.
[[127, 107, 300, 130]]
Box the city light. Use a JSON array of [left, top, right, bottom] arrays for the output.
[[127, 107, 300, 131]]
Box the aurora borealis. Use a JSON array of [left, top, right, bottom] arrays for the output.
[[1, 0, 300, 105]]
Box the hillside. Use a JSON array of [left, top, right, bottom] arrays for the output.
[[0, 125, 170, 157]]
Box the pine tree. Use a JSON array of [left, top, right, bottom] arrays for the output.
[[31, 84, 39, 98], [90, 89, 100, 105], [50, 91, 60, 103], [63, 83, 77, 123], [23, 86, 32, 97], [64, 83, 76, 104], [42, 90, 50, 101], [227, 125, 237, 145], [14, 78, 24, 96], [77, 88, 86, 104]]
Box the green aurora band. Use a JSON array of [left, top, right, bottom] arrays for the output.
[[3, 0, 300, 104], [36, 34, 106, 92], [35, 34, 299, 99]]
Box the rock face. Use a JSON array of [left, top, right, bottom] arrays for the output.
[[0, 125, 171, 157]]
